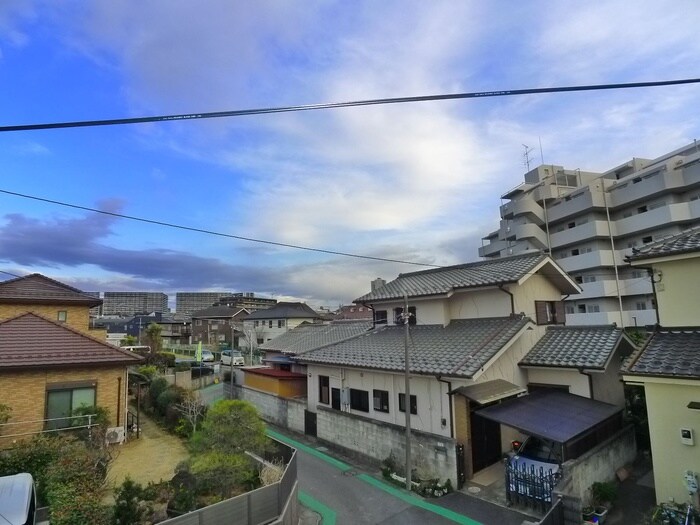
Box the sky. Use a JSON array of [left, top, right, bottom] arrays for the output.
[[1, 1, 700, 311]]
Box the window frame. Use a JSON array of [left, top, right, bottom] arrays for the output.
[[373, 389, 389, 413], [534, 300, 565, 325], [319, 375, 330, 405], [45, 381, 97, 430], [398, 393, 417, 415], [56, 310, 67, 322], [349, 388, 369, 412]]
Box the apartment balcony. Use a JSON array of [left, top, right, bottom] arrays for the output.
[[509, 223, 548, 250], [565, 309, 656, 327], [478, 238, 508, 258], [556, 249, 621, 273], [500, 199, 545, 224], [607, 168, 686, 209], [550, 220, 611, 249], [615, 202, 696, 236], [575, 277, 652, 300], [546, 190, 606, 223]]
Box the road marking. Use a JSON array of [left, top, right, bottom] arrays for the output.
[[299, 491, 336, 525], [268, 429, 483, 525]]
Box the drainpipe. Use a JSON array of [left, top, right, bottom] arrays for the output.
[[117, 377, 122, 427], [362, 302, 376, 328], [436, 376, 454, 438], [631, 266, 661, 327], [578, 368, 594, 400], [498, 285, 515, 315], [602, 186, 625, 328]]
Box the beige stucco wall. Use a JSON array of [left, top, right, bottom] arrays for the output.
[[645, 256, 700, 327], [638, 378, 700, 503], [0, 366, 128, 447]]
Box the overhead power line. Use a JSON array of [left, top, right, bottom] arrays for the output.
[[0, 189, 441, 268], [1, 78, 699, 132]]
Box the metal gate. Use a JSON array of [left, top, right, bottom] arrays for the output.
[[304, 410, 317, 437], [456, 443, 466, 489], [505, 462, 560, 513]]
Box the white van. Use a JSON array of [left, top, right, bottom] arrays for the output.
[[0, 473, 36, 525], [221, 349, 245, 366]]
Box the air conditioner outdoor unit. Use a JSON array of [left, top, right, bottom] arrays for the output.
[[105, 426, 126, 445]]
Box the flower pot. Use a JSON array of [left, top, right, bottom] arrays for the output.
[[593, 505, 608, 523], [582, 508, 595, 521]]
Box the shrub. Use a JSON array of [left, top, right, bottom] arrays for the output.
[[591, 480, 618, 506], [158, 352, 177, 368], [137, 365, 158, 381], [148, 377, 169, 408], [156, 386, 186, 419], [113, 477, 151, 525], [47, 483, 111, 525]]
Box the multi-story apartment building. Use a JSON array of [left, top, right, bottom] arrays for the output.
[[175, 292, 231, 317], [103, 291, 169, 316], [479, 142, 700, 327], [215, 292, 276, 313]]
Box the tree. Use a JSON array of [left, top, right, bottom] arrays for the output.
[[144, 322, 163, 353], [119, 335, 137, 347], [176, 391, 206, 436], [191, 400, 268, 456]]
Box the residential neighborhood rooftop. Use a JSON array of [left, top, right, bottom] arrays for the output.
[[519, 325, 625, 370], [624, 328, 700, 379], [627, 225, 700, 261], [0, 273, 102, 307], [354, 253, 579, 302], [260, 320, 373, 355], [0, 312, 143, 369], [244, 301, 319, 320], [297, 315, 531, 378]]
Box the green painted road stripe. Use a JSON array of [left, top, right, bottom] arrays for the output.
[[266, 429, 353, 472], [268, 428, 482, 525], [358, 474, 483, 525], [299, 491, 336, 525]]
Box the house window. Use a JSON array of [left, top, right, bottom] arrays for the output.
[[589, 304, 600, 313], [57, 311, 67, 322], [577, 304, 586, 313], [637, 205, 648, 214], [571, 249, 580, 256], [583, 275, 596, 283], [373, 390, 389, 412], [349, 389, 369, 412], [374, 310, 388, 325], [254, 320, 259, 327], [565, 305, 575, 314], [574, 276, 583, 284], [568, 222, 576, 229], [398, 393, 417, 415], [45, 382, 96, 430], [642, 236, 653, 244], [535, 301, 565, 325], [636, 302, 647, 310], [256, 338, 264, 344], [319, 376, 330, 405], [393, 306, 417, 325], [278, 320, 285, 328], [631, 270, 644, 279], [268, 320, 273, 328]]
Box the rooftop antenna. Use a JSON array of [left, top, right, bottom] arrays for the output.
[[522, 144, 534, 171], [538, 136, 545, 164]]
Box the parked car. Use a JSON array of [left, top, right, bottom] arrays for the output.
[[221, 349, 245, 366], [174, 358, 215, 378], [200, 349, 215, 362], [507, 436, 561, 503]]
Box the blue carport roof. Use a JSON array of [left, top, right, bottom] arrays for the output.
[[475, 389, 622, 444]]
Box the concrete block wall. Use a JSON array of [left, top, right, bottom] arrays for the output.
[[316, 406, 458, 486], [286, 399, 305, 433]]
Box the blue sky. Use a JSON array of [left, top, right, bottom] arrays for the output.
[[1, 1, 700, 309]]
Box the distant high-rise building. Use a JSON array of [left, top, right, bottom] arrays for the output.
[[215, 292, 276, 312], [103, 292, 169, 316], [176, 292, 231, 317], [479, 141, 700, 327], [85, 291, 102, 317]]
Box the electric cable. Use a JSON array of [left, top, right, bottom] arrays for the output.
[[2, 78, 699, 132]]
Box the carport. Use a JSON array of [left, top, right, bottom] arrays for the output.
[[476, 389, 623, 461]]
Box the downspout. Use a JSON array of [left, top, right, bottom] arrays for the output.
[[578, 368, 594, 400], [362, 302, 376, 328], [602, 186, 625, 328], [498, 285, 515, 315], [436, 376, 454, 438], [117, 376, 122, 427]]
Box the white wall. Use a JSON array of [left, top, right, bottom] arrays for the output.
[[526, 368, 590, 397]]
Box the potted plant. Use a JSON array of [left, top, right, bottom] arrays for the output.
[[581, 504, 595, 522], [590, 481, 618, 524]]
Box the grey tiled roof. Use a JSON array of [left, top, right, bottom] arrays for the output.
[[625, 329, 700, 379], [260, 321, 373, 355], [355, 253, 548, 302], [520, 325, 623, 370], [627, 226, 700, 261], [245, 302, 319, 320], [297, 316, 532, 378]]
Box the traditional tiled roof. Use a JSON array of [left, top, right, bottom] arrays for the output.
[[355, 253, 577, 303], [297, 316, 532, 378], [260, 321, 373, 355], [519, 325, 624, 370], [627, 226, 700, 261], [191, 305, 247, 319], [244, 302, 319, 320], [0, 312, 142, 369], [624, 329, 700, 379], [0, 273, 102, 307]]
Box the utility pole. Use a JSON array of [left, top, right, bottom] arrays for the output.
[[403, 292, 412, 491]]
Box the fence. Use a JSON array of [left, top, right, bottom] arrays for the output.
[[159, 439, 298, 525], [505, 461, 560, 513]]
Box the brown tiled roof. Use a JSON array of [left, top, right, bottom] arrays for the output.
[[0, 273, 102, 307], [0, 312, 142, 369]]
